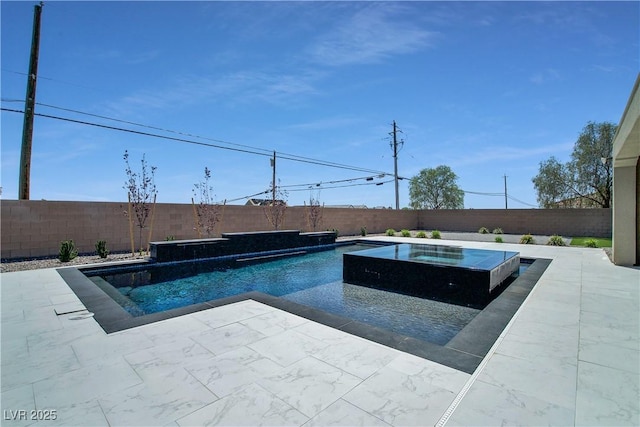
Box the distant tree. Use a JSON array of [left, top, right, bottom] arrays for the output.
[[409, 165, 464, 209], [192, 167, 225, 237], [123, 151, 157, 252], [532, 121, 615, 208]]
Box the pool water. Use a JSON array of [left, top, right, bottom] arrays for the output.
[[88, 244, 517, 345]]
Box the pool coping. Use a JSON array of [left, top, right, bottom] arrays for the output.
[[57, 253, 550, 375]]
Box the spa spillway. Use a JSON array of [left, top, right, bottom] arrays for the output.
[[343, 243, 520, 309]]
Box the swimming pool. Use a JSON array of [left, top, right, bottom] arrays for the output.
[[62, 241, 547, 373], [82, 243, 502, 345]]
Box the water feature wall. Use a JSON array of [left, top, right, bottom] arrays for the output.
[[150, 230, 337, 262]]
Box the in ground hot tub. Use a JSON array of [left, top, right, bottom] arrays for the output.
[[343, 243, 520, 308]]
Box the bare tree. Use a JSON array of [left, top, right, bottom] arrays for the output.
[[304, 192, 324, 231], [192, 167, 225, 237], [264, 180, 288, 230], [123, 150, 157, 253]]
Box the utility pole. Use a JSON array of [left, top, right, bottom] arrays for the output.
[[271, 151, 276, 204], [390, 120, 403, 210], [19, 2, 44, 200], [504, 174, 508, 209]]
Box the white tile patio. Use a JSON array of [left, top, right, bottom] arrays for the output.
[[1, 237, 638, 426]]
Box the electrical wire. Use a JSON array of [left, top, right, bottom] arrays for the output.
[[2, 103, 537, 206], [463, 190, 504, 196], [2, 100, 393, 176], [285, 179, 395, 192], [507, 195, 537, 207], [224, 190, 270, 203], [279, 174, 384, 188], [1, 106, 394, 175]]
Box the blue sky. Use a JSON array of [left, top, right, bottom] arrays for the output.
[[2, 1, 638, 208]]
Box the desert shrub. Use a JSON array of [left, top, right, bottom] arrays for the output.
[[59, 240, 78, 262], [431, 230, 441, 239], [478, 227, 489, 234], [492, 228, 503, 234], [360, 226, 367, 236], [401, 229, 411, 237], [386, 228, 396, 236], [519, 234, 535, 244], [547, 235, 566, 246], [585, 239, 598, 248], [495, 236, 504, 243], [416, 231, 427, 238], [95, 240, 109, 258]]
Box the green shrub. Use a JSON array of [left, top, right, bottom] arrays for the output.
[[547, 235, 566, 246], [519, 234, 535, 244], [386, 228, 396, 236], [492, 228, 503, 234], [478, 227, 489, 234], [416, 231, 427, 238], [401, 229, 411, 237], [431, 230, 441, 239], [332, 228, 339, 237], [495, 236, 503, 243], [585, 239, 598, 248], [360, 226, 367, 236], [95, 240, 109, 258], [59, 240, 78, 262], [165, 235, 176, 241]]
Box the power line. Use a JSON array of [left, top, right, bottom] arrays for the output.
[[1, 106, 394, 176], [32, 102, 391, 176], [285, 179, 395, 192], [2, 68, 104, 92], [463, 190, 504, 196], [507, 195, 537, 208], [280, 174, 385, 188]]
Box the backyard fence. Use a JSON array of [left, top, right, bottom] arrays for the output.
[[1, 200, 611, 259]]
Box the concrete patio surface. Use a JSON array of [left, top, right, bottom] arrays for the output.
[[1, 237, 638, 426]]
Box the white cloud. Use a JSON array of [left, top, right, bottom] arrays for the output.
[[309, 5, 437, 67], [448, 141, 574, 168], [103, 69, 323, 117], [530, 68, 561, 85], [284, 117, 365, 132]]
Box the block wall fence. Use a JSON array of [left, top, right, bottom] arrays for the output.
[[0, 200, 611, 259]]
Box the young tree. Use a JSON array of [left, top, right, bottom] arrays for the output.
[[409, 165, 464, 209], [263, 180, 288, 230], [192, 167, 225, 237], [304, 192, 324, 231], [123, 150, 157, 252], [532, 121, 615, 208]]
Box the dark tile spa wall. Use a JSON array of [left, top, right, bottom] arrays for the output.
[[150, 230, 337, 262]]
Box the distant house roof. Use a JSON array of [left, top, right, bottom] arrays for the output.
[[245, 198, 287, 206], [552, 194, 602, 208]]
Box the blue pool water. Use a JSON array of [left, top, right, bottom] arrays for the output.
[[88, 244, 517, 345]]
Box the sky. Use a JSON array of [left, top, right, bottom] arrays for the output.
[[1, 1, 638, 208]]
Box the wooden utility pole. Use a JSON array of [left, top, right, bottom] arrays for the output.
[[271, 151, 276, 204], [504, 174, 508, 209], [391, 121, 402, 210], [19, 2, 44, 200]]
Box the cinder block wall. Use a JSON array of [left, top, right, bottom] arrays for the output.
[[419, 209, 611, 237], [0, 200, 610, 259]]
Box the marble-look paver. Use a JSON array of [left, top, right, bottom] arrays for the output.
[[1, 238, 638, 426]]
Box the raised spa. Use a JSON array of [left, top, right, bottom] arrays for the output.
[[343, 243, 520, 309]]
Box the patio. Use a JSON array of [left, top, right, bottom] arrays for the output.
[[1, 236, 638, 426]]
